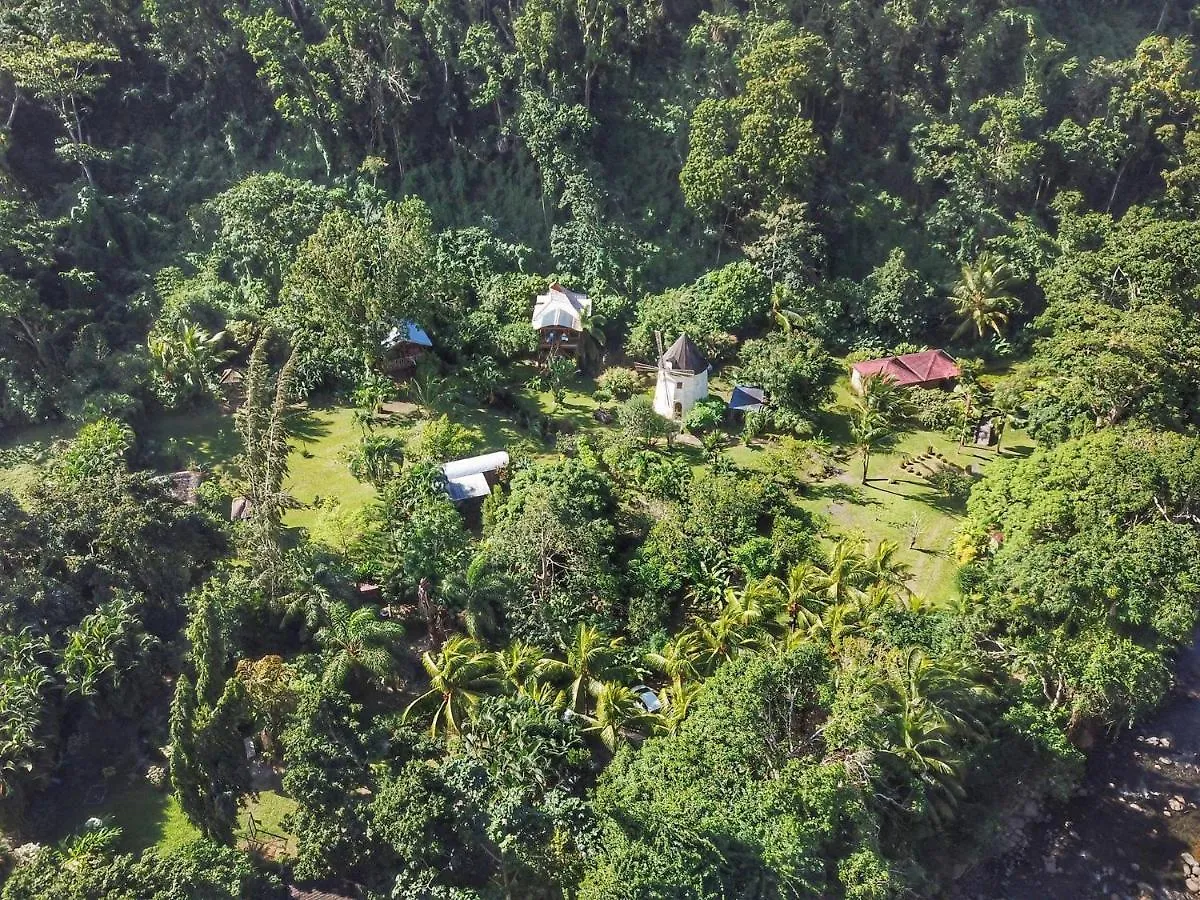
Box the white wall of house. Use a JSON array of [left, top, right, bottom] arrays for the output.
[[653, 363, 709, 419], [850, 368, 866, 395]]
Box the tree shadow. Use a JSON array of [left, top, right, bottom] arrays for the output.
[[288, 408, 334, 443], [808, 480, 882, 506], [910, 489, 967, 517]]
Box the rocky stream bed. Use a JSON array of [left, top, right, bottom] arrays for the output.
[[955, 638, 1200, 899]]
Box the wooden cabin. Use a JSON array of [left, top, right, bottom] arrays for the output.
[[531, 283, 590, 358]]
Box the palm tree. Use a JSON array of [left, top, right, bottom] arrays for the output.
[[148, 321, 231, 397], [441, 554, 508, 643], [494, 641, 552, 698], [538, 623, 631, 715], [644, 631, 703, 693], [579, 308, 609, 372], [850, 405, 893, 484], [812, 538, 874, 606], [864, 540, 913, 600], [770, 284, 805, 333], [689, 603, 767, 675], [950, 252, 1019, 340], [874, 648, 993, 823], [657, 680, 700, 734], [885, 704, 966, 825], [404, 635, 501, 738], [583, 682, 654, 752], [769, 561, 828, 635], [858, 373, 914, 427], [315, 603, 405, 689]]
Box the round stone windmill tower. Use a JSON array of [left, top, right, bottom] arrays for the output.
[[651, 333, 710, 420]]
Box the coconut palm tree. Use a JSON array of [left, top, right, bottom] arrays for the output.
[[657, 680, 701, 734], [950, 252, 1019, 340], [849, 405, 893, 485], [583, 682, 654, 752], [768, 561, 828, 635], [812, 538, 874, 606], [494, 641, 552, 698], [315, 603, 405, 689], [873, 647, 993, 823], [644, 631, 703, 693], [404, 635, 501, 738], [539, 623, 631, 715], [689, 603, 767, 675], [579, 308, 609, 372], [864, 540, 914, 600], [858, 373, 914, 427], [885, 704, 966, 825]]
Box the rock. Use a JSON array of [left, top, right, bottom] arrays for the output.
[[1179, 796, 1194, 810], [1186, 876, 1200, 893], [1184, 852, 1198, 868]]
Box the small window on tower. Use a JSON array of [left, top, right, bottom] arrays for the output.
[[675, 381, 683, 389]]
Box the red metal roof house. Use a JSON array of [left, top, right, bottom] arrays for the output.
[[850, 349, 961, 394]]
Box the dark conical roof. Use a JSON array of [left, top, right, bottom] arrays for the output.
[[660, 333, 709, 374]]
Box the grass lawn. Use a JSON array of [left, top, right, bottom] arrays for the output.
[[56, 779, 200, 855], [793, 381, 1035, 600], [238, 790, 299, 860]]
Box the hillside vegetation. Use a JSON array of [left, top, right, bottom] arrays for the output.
[[2, 0, 1200, 897]]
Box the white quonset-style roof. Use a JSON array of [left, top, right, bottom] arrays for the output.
[[444, 472, 491, 502], [382, 320, 433, 349], [441, 451, 509, 502], [531, 283, 591, 332]]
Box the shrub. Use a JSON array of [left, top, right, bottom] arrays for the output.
[[926, 466, 973, 503], [909, 388, 962, 433], [683, 397, 725, 434], [596, 367, 642, 401]]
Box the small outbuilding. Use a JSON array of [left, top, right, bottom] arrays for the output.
[[531, 283, 591, 358], [441, 451, 510, 503], [381, 320, 433, 376], [850, 349, 960, 394], [728, 385, 769, 415], [652, 334, 710, 420]]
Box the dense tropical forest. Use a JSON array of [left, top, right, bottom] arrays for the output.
[[2, 0, 1200, 896]]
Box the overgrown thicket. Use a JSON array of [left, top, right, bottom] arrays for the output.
[[3, 0, 1200, 897]]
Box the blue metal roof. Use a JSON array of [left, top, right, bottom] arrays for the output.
[[382, 320, 433, 349], [728, 385, 768, 412]]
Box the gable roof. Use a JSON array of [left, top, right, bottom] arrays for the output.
[[531, 283, 591, 332], [851, 349, 960, 386], [728, 385, 768, 412], [660, 333, 709, 375], [382, 320, 433, 349]]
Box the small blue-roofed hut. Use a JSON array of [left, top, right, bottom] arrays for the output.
[[381, 320, 433, 377], [728, 385, 769, 416]]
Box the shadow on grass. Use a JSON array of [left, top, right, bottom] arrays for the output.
[[910, 489, 968, 517], [289, 408, 335, 443], [808, 480, 881, 506]]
